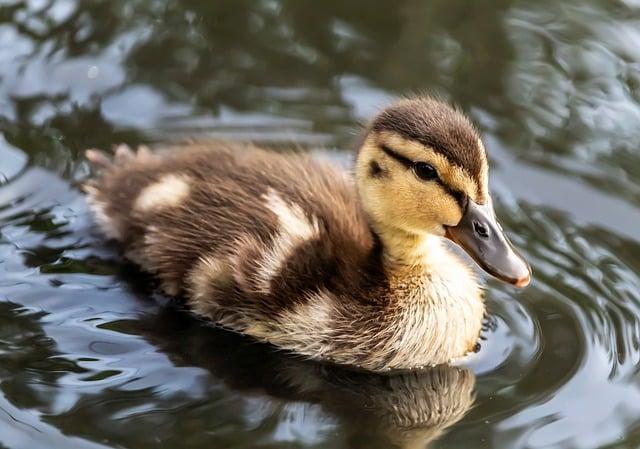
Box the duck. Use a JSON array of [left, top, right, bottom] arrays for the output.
[[83, 96, 531, 372]]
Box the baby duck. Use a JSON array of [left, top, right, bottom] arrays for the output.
[[84, 97, 530, 372]]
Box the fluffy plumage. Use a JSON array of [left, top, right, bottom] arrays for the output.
[[84, 98, 494, 371]]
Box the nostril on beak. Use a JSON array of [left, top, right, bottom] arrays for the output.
[[473, 220, 489, 238]]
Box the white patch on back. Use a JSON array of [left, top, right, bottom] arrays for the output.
[[254, 189, 320, 294], [135, 174, 190, 212]]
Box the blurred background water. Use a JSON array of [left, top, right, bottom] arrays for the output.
[[1, 0, 640, 448]]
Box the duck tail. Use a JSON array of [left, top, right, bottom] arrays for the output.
[[85, 144, 154, 171], [81, 144, 153, 195]]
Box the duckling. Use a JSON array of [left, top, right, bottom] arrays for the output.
[[83, 97, 531, 372]]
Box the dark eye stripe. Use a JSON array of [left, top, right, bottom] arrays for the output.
[[438, 180, 467, 208], [380, 145, 414, 169], [380, 144, 467, 208]]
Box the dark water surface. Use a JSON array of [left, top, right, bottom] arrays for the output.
[[1, 1, 640, 448]]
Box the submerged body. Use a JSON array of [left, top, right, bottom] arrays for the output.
[[85, 98, 529, 372]]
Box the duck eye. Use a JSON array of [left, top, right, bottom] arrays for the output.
[[413, 162, 438, 181]]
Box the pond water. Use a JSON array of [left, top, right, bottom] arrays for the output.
[[1, 0, 640, 448]]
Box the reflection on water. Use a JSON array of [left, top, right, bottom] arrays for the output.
[[127, 309, 476, 449], [1, 0, 640, 448]]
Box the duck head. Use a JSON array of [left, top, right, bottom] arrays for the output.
[[356, 97, 531, 287]]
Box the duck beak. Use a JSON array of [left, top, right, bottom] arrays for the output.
[[445, 197, 531, 287]]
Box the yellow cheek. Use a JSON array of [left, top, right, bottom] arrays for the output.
[[402, 181, 462, 230], [364, 174, 463, 233], [435, 193, 464, 226]]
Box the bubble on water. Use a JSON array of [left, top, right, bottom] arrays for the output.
[[87, 65, 99, 79]]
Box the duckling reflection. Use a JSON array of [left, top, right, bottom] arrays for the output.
[[135, 306, 476, 449]]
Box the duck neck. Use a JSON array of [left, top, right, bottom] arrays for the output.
[[366, 222, 484, 367], [373, 223, 445, 275]]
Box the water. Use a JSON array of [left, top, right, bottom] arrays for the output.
[[0, 0, 639, 448]]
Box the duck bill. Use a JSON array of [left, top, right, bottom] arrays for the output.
[[445, 198, 531, 287]]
